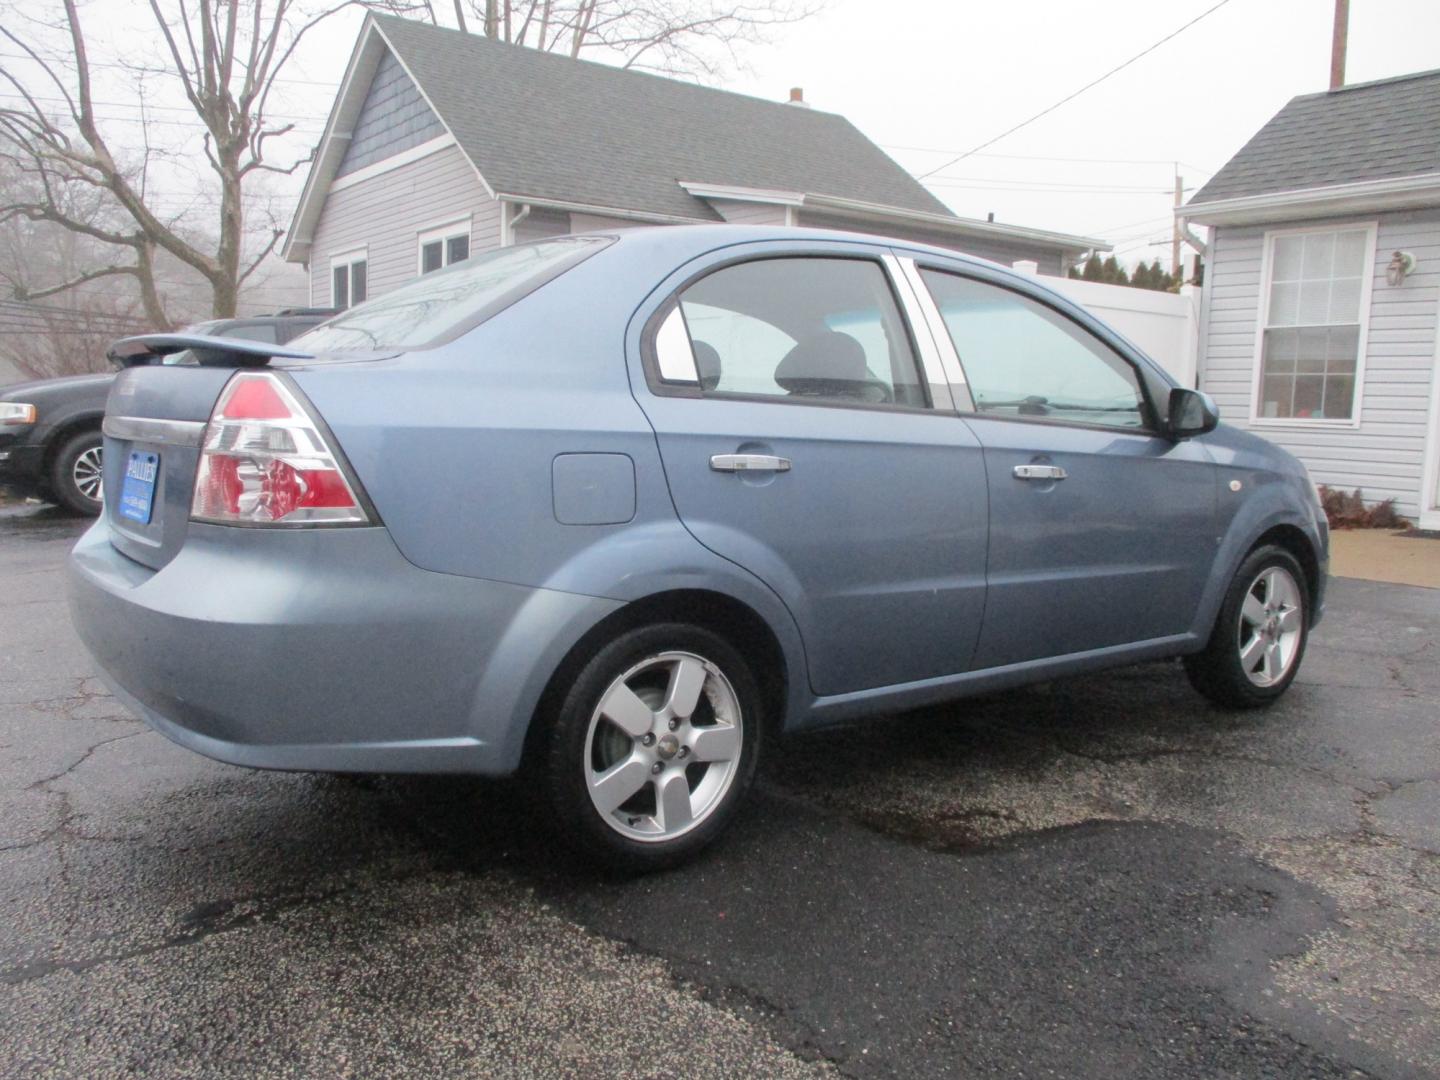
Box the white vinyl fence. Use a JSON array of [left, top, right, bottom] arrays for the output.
[[1013, 263, 1201, 388]]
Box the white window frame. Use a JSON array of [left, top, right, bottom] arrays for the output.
[[329, 247, 368, 309], [416, 216, 472, 276], [1249, 220, 1377, 430]]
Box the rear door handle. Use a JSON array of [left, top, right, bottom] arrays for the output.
[[1013, 464, 1068, 481], [710, 454, 792, 473]]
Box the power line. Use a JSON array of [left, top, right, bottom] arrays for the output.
[[887, 145, 1209, 171], [916, 0, 1239, 179]]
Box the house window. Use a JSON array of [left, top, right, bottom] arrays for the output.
[[331, 250, 367, 310], [1257, 226, 1372, 422], [418, 219, 471, 275]]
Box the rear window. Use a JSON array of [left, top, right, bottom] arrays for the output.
[[291, 237, 610, 353]]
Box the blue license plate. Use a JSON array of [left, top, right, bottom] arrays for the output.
[[119, 450, 159, 524]]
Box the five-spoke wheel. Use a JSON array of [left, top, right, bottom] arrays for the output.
[[1186, 544, 1310, 708], [543, 624, 761, 870]]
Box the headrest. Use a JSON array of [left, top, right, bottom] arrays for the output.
[[774, 331, 868, 395], [692, 339, 722, 391]]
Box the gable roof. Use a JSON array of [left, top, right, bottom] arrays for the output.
[[1190, 68, 1440, 205], [285, 15, 1109, 262], [367, 14, 950, 221]]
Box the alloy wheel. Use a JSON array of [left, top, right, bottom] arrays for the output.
[[1237, 566, 1304, 687], [72, 446, 104, 503], [583, 651, 743, 842]]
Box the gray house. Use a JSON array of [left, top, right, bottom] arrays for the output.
[[1181, 69, 1440, 529], [284, 14, 1105, 313]]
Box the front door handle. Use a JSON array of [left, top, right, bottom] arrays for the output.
[[710, 453, 792, 473], [1013, 464, 1068, 481]]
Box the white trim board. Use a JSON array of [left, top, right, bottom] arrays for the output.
[[329, 135, 456, 193], [1180, 172, 1440, 228], [1419, 285, 1440, 531]]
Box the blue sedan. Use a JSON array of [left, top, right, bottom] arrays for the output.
[[69, 226, 1327, 869]]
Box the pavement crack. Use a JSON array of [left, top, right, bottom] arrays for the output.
[[25, 730, 148, 792]]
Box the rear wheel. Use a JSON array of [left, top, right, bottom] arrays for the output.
[[1185, 545, 1309, 708], [50, 430, 104, 516], [542, 623, 761, 871]]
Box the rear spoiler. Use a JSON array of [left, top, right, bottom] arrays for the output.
[[107, 333, 315, 369]]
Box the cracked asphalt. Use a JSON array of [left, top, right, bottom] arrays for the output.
[[2, 503, 1436, 1079]]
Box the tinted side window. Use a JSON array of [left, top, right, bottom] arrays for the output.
[[219, 323, 279, 344], [921, 270, 1148, 430], [677, 258, 927, 408]]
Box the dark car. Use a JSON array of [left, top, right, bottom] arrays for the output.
[[0, 311, 334, 514]]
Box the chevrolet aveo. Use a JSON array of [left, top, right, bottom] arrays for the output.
[[70, 226, 1328, 870]]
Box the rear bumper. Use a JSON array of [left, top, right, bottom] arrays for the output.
[[68, 520, 621, 774]]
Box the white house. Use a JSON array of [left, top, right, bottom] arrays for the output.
[[1180, 68, 1440, 529]]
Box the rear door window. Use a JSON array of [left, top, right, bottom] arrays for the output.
[[659, 257, 928, 408]]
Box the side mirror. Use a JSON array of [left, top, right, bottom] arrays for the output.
[[1167, 387, 1219, 438]]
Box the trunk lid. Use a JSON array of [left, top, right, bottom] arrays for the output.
[[101, 364, 235, 570]]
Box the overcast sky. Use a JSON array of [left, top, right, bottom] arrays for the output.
[[278, 0, 1440, 264], [17, 0, 1440, 278]]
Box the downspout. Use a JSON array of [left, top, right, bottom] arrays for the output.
[[504, 202, 532, 246]]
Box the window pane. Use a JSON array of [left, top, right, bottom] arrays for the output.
[[921, 270, 1146, 429], [446, 234, 470, 265], [1297, 280, 1331, 325], [1269, 281, 1300, 326], [1271, 235, 1304, 281], [332, 265, 349, 310], [351, 261, 367, 304], [1295, 327, 1328, 373], [421, 241, 443, 274], [1301, 232, 1334, 279], [1260, 374, 1293, 419], [1333, 229, 1368, 274], [1263, 328, 1298, 373], [1329, 276, 1362, 322], [1326, 326, 1360, 372], [678, 258, 925, 408], [1322, 375, 1355, 419], [1292, 374, 1324, 418]]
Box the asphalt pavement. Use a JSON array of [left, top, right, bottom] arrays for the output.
[[1, 503, 1436, 1079]]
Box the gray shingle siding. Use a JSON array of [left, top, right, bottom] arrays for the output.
[[336, 49, 445, 177], [1197, 209, 1439, 517], [1191, 69, 1440, 204], [310, 143, 500, 302]]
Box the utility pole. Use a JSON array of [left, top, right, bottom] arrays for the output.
[[1330, 0, 1349, 89], [1172, 172, 1183, 280]]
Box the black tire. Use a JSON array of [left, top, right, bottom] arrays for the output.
[[1184, 544, 1310, 709], [49, 429, 105, 516], [541, 622, 763, 872]]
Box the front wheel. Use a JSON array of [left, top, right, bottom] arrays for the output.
[[50, 430, 105, 516], [1185, 545, 1309, 708], [541, 623, 762, 872]]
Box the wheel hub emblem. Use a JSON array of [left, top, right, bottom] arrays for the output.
[[656, 733, 680, 760]]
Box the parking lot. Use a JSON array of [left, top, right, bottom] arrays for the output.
[[2, 503, 1436, 1079]]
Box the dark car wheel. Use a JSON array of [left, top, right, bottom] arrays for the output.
[[542, 623, 762, 872], [50, 430, 105, 516], [1185, 544, 1309, 709]]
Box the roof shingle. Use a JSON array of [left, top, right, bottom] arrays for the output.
[[371, 14, 953, 221], [1190, 68, 1440, 204]]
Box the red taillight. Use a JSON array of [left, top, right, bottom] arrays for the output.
[[192, 372, 370, 526]]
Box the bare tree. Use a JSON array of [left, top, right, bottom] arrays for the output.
[[433, 1, 815, 79], [0, 0, 405, 329]]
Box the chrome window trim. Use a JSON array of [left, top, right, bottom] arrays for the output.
[[103, 416, 207, 447], [893, 256, 975, 413], [881, 253, 954, 413]]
